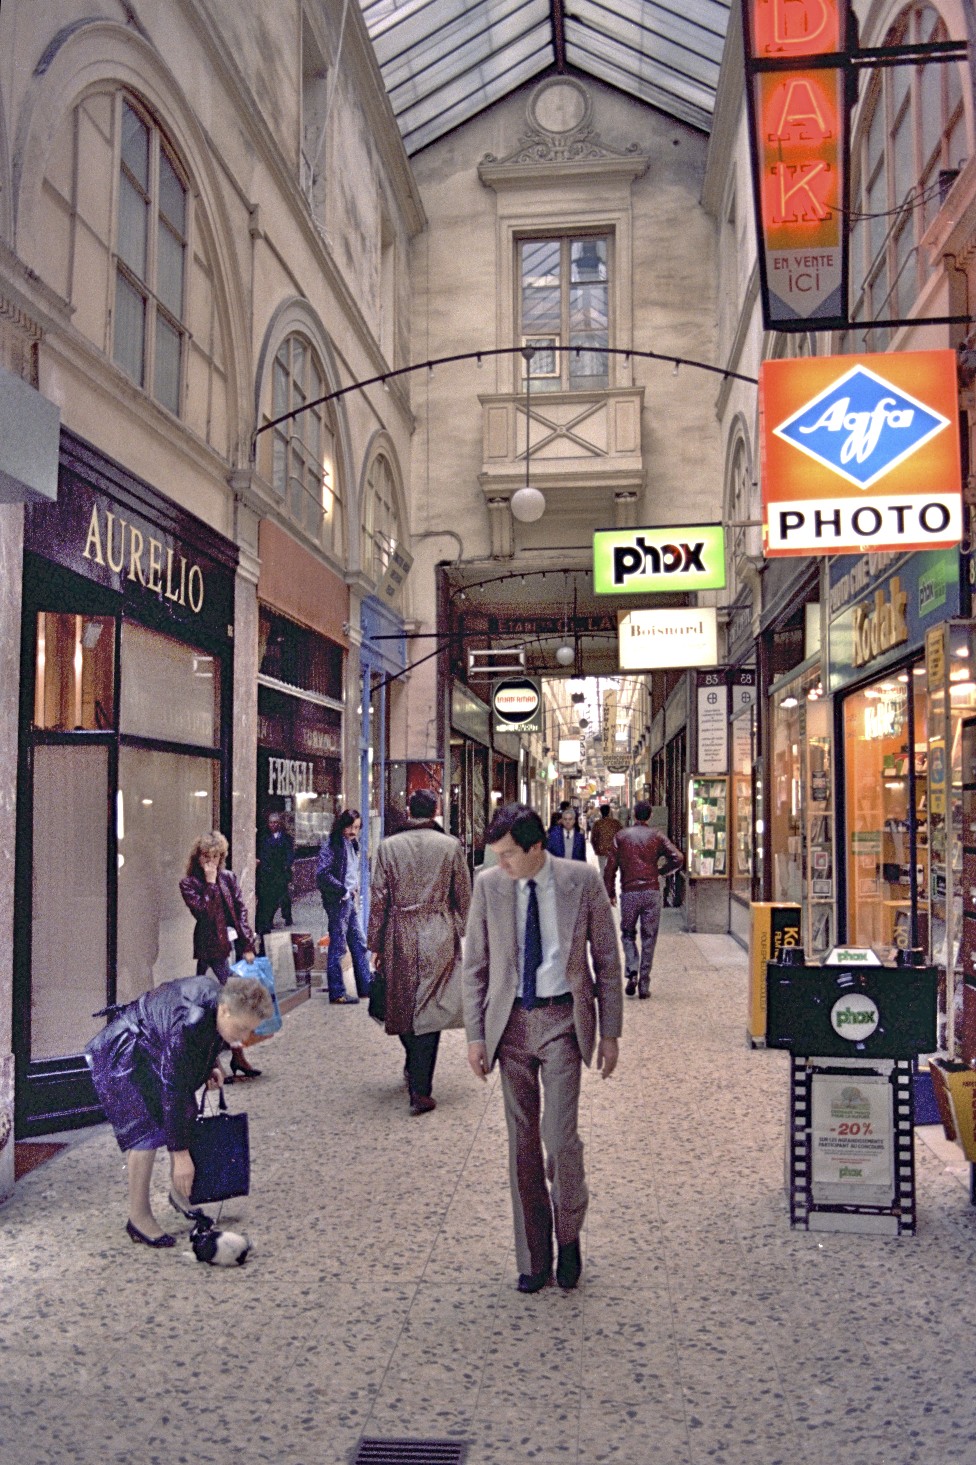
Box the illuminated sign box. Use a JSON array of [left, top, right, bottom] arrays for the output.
[[593, 524, 726, 595], [742, 0, 849, 331], [760, 350, 962, 556], [492, 676, 542, 736], [618, 608, 718, 670], [558, 738, 582, 763]]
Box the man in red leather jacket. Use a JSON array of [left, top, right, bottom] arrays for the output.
[[604, 802, 683, 999]]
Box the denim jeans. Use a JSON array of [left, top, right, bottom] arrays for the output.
[[326, 897, 371, 999]]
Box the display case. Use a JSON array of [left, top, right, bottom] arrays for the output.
[[688, 775, 728, 878]]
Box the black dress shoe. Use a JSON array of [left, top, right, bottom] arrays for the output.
[[517, 1268, 551, 1294], [126, 1219, 176, 1249], [624, 976, 637, 996], [556, 1239, 582, 1290]]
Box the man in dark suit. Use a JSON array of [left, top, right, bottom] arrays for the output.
[[463, 803, 622, 1294]]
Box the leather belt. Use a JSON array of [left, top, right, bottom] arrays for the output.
[[514, 992, 573, 1009]]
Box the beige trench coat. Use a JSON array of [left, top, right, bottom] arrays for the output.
[[367, 821, 472, 1036]]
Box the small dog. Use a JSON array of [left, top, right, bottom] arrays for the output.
[[171, 1190, 251, 1266], [190, 1212, 251, 1267]]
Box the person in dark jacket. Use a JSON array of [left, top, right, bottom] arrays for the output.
[[255, 811, 294, 934], [545, 805, 587, 861], [86, 975, 273, 1248], [179, 831, 260, 1078], [604, 802, 684, 998], [316, 809, 371, 1004]]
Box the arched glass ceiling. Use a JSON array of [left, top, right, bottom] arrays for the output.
[[359, 0, 731, 154]]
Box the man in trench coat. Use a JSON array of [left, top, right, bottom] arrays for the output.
[[367, 789, 472, 1115]]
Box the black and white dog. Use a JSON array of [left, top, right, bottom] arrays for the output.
[[171, 1191, 251, 1266]]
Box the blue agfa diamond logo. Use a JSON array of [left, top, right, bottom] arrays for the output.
[[774, 364, 950, 489]]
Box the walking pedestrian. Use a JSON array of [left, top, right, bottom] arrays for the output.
[[545, 804, 587, 860], [589, 803, 622, 878], [603, 801, 684, 998], [367, 789, 471, 1115], [316, 810, 371, 1004], [463, 803, 622, 1293]]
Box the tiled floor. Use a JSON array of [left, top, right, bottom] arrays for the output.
[[3, 912, 976, 1465]]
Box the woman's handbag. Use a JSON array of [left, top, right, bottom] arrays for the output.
[[188, 1088, 250, 1205], [367, 965, 388, 1026]]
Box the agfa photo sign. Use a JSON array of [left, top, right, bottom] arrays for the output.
[[618, 608, 718, 670], [492, 676, 542, 736], [760, 350, 962, 556], [593, 524, 726, 594]]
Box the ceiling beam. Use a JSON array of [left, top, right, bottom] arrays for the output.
[[550, 0, 567, 72]]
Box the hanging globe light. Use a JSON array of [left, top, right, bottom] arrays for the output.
[[511, 486, 546, 522], [555, 644, 575, 666]]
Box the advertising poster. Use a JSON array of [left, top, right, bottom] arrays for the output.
[[810, 1073, 894, 1206]]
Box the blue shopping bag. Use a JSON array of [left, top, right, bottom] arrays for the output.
[[231, 955, 282, 1037]]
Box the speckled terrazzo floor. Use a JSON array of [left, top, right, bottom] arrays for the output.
[[4, 910, 976, 1465]]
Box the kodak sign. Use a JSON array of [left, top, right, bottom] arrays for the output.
[[742, 0, 849, 330], [760, 350, 962, 556]]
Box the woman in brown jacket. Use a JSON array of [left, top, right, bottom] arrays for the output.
[[179, 831, 260, 1078]]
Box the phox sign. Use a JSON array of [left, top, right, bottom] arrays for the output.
[[760, 351, 962, 556], [593, 524, 725, 594]]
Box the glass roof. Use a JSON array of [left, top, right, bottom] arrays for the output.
[[359, 0, 731, 154]]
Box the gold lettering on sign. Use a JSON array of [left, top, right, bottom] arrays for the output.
[[147, 537, 164, 592], [83, 505, 105, 565], [105, 513, 126, 573], [851, 576, 909, 668], [80, 505, 207, 614]]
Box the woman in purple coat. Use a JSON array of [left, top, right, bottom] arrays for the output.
[[86, 975, 272, 1247]]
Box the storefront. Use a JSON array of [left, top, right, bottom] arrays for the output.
[[449, 683, 491, 869], [828, 550, 966, 982], [256, 521, 348, 897], [14, 431, 237, 1135]]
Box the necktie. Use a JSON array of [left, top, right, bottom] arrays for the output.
[[523, 878, 542, 1010]]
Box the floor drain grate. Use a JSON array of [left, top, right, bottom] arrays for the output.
[[351, 1440, 468, 1465]]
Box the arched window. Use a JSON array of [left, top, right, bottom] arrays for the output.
[[114, 98, 188, 414], [849, 4, 968, 342], [362, 454, 404, 602], [728, 438, 751, 584], [268, 335, 343, 557]]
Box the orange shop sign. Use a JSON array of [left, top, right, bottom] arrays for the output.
[[742, 0, 849, 330], [760, 350, 962, 556]]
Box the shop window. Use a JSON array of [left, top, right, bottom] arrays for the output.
[[257, 685, 341, 856], [268, 334, 343, 557], [30, 745, 109, 1060], [849, 4, 968, 337], [844, 668, 927, 953], [34, 613, 114, 731], [362, 454, 404, 600], [114, 98, 188, 414], [259, 608, 343, 701], [116, 747, 220, 1004], [120, 622, 220, 747], [519, 235, 609, 391], [771, 667, 834, 957]]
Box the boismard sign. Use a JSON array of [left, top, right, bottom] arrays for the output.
[[593, 525, 726, 594]]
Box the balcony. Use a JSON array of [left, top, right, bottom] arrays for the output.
[[478, 386, 645, 554]]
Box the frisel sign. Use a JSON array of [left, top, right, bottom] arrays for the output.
[[760, 351, 962, 556], [492, 676, 542, 736], [593, 525, 726, 594]]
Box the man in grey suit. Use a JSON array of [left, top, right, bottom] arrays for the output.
[[463, 803, 623, 1294]]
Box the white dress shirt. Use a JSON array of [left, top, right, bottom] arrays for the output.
[[516, 853, 569, 998]]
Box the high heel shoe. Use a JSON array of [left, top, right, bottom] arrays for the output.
[[126, 1219, 176, 1248], [230, 1053, 262, 1080]]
